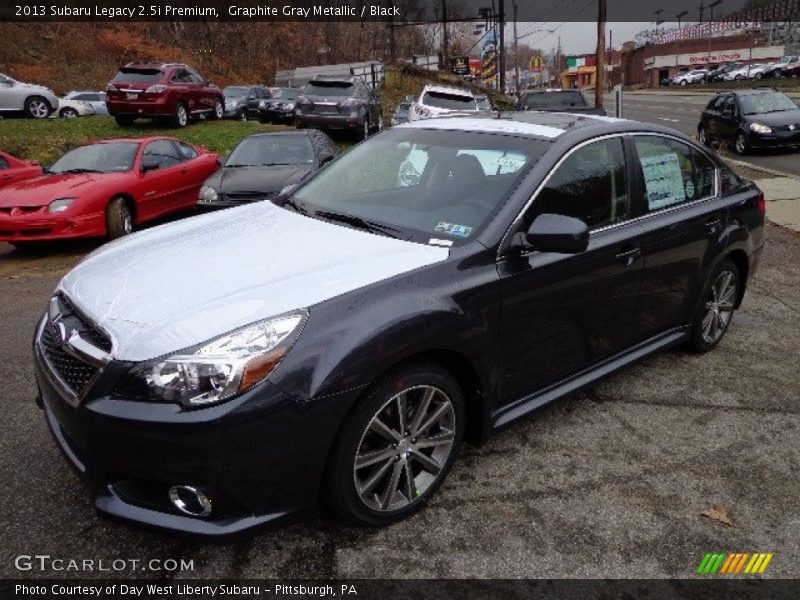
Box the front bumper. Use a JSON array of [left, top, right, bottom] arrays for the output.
[[260, 108, 294, 122], [0, 210, 105, 242], [295, 113, 362, 130], [747, 129, 800, 149], [33, 317, 352, 535]]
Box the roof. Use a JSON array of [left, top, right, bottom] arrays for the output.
[[421, 84, 475, 97], [398, 111, 627, 140], [122, 62, 185, 70]]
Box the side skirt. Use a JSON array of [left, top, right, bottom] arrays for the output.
[[492, 327, 691, 430]]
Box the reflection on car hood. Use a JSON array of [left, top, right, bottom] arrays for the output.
[[745, 108, 800, 127], [206, 165, 313, 195], [58, 202, 450, 361], [0, 173, 117, 207]]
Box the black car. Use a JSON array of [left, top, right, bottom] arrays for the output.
[[295, 75, 382, 139], [517, 90, 607, 116], [34, 112, 764, 535], [197, 130, 338, 209], [698, 89, 800, 154], [222, 85, 271, 120], [255, 87, 301, 123]]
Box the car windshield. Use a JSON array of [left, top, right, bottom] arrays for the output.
[[113, 68, 163, 84], [422, 91, 477, 110], [227, 135, 314, 167], [286, 128, 547, 245], [521, 91, 586, 110], [224, 86, 251, 97], [740, 92, 798, 115], [49, 143, 139, 174], [273, 88, 298, 99], [306, 81, 354, 97]]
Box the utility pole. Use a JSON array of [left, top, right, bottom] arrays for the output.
[[388, 18, 396, 62], [512, 0, 519, 95], [698, 1, 706, 23], [595, 0, 606, 108], [441, 0, 449, 68], [498, 0, 506, 92]]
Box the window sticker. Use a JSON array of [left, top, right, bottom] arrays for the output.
[[685, 179, 696, 200], [640, 153, 685, 210], [434, 222, 473, 238]]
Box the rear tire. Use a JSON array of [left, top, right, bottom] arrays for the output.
[[106, 197, 133, 239], [325, 361, 465, 526], [172, 102, 189, 128], [690, 259, 740, 353], [25, 96, 51, 119], [114, 115, 135, 127]]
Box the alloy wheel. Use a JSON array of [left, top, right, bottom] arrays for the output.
[[61, 108, 78, 118], [215, 100, 223, 119], [177, 105, 188, 127], [353, 385, 456, 512], [735, 133, 747, 154], [701, 269, 737, 344], [698, 127, 707, 145], [29, 99, 49, 118], [121, 204, 133, 234]]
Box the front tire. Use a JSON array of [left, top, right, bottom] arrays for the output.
[[734, 131, 749, 155], [698, 125, 710, 147], [59, 107, 78, 118], [106, 197, 133, 239], [25, 96, 51, 119], [325, 362, 465, 526], [690, 259, 740, 353]]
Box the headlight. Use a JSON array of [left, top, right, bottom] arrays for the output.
[[48, 198, 74, 213], [198, 185, 217, 203], [258, 100, 267, 107], [750, 123, 772, 134], [284, 102, 296, 110], [115, 311, 308, 407]]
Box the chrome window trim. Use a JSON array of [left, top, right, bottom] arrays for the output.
[[498, 131, 721, 257]]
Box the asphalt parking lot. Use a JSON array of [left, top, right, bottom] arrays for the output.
[[1, 217, 798, 579]]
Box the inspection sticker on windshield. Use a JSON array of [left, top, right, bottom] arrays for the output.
[[435, 222, 473, 238]]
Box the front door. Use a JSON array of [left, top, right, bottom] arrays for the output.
[[498, 136, 647, 404]]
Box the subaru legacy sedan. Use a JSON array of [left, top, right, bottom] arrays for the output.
[[33, 113, 765, 535]]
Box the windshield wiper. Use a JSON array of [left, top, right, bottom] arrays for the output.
[[57, 168, 103, 174], [313, 210, 402, 238], [281, 197, 308, 215]]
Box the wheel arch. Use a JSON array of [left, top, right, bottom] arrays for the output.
[[724, 248, 750, 308]]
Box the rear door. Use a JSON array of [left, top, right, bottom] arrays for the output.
[[630, 134, 725, 336], [498, 136, 647, 403]]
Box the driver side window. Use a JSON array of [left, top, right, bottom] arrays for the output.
[[142, 140, 183, 170]]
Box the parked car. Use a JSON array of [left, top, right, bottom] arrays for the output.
[[659, 76, 674, 86], [256, 87, 301, 123], [64, 91, 108, 115], [105, 63, 224, 128], [409, 84, 478, 121], [198, 130, 338, 210], [759, 56, 800, 79], [222, 85, 270, 121], [0, 72, 59, 118], [698, 89, 800, 154], [517, 89, 606, 115], [391, 101, 412, 126], [295, 75, 382, 139], [672, 69, 708, 85], [0, 151, 43, 188], [705, 63, 745, 83], [54, 97, 94, 118], [32, 111, 764, 534], [0, 137, 218, 247], [749, 63, 777, 79]]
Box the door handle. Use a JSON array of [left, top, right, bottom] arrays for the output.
[[181, 167, 189, 174], [706, 218, 722, 235], [615, 246, 641, 267]]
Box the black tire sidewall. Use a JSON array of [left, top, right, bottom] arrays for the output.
[[326, 362, 466, 526], [105, 197, 131, 239], [690, 259, 739, 353]]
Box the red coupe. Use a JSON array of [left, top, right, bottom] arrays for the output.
[[0, 137, 218, 246], [0, 151, 43, 188]]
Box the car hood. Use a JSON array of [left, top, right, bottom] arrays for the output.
[[0, 173, 116, 207], [13, 81, 53, 95], [744, 108, 800, 127], [207, 165, 313, 195], [58, 201, 450, 362]]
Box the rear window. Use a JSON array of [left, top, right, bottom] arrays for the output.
[[306, 81, 354, 97], [521, 92, 587, 110], [113, 68, 163, 84], [422, 91, 477, 110]]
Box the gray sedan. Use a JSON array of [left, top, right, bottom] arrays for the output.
[[0, 73, 59, 118]]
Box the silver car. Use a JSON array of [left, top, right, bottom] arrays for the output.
[[0, 73, 59, 118], [64, 90, 108, 116]]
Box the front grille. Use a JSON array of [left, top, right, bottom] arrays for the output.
[[38, 294, 112, 398], [314, 104, 340, 114]]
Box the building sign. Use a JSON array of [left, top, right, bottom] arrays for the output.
[[645, 45, 784, 69], [451, 56, 470, 76], [529, 55, 545, 72], [688, 52, 745, 64]]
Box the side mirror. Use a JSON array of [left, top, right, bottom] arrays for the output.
[[319, 152, 334, 165], [140, 155, 160, 172], [515, 213, 589, 254]]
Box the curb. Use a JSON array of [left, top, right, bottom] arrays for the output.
[[725, 157, 800, 180]]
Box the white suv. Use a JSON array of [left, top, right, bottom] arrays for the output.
[[409, 84, 478, 121]]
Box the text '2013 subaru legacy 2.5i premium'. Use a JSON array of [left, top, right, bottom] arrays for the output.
[[33, 112, 765, 535]]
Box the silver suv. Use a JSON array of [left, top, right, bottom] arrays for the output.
[[0, 73, 59, 118]]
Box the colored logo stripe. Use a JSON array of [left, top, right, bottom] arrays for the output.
[[698, 553, 773, 574]]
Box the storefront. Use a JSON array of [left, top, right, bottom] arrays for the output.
[[643, 45, 785, 86]]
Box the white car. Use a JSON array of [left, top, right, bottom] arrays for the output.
[[0, 73, 59, 118], [64, 90, 108, 115], [53, 97, 95, 118], [672, 69, 709, 85], [409, 84, 479, 121]]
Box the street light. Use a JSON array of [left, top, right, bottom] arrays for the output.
[[709, 0, 723, 22]]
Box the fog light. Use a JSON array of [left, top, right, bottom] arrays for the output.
[[168, 485, 212, 517]]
